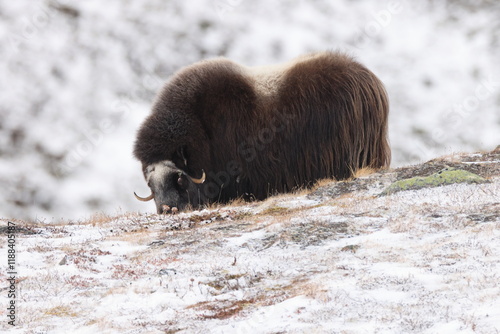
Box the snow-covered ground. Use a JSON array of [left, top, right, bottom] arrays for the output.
[[1, 1, 499, 220], [1, 149, 499, 333]]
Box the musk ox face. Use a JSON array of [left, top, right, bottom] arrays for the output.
[[134, 160, 206, 214]]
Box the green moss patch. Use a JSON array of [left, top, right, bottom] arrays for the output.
[[380, 168, 488, 196]]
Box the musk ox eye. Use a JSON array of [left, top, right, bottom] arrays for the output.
[[177, 173, 188, 190]]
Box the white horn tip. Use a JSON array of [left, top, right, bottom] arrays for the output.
[[190, 170, 206, 184]]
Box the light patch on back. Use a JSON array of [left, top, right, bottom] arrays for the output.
[[244, 62, 290, 96], [243, 52, 328, 96]]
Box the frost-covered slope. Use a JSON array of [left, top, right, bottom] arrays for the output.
[[0, 0, 499, 220], [1, 149, 499, 333]]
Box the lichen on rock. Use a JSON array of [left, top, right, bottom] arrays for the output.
[[380, 168, 488, 196]]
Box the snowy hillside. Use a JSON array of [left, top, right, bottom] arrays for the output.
[[1, 148, 499, 333], [0, 0, 499, 220]]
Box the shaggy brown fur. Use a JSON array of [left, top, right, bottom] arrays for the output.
[[134, 51, 390, 210]]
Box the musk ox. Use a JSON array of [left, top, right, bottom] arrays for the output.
[[133, 51, 390, 214]]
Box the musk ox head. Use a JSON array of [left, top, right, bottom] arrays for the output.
[[133, 160, 205, 214], [133, 51, 391, 214], [133, 66, 214, 214]]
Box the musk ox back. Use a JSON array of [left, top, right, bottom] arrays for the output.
[[133, 51, 390, 214]]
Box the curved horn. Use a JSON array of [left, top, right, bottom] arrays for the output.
[[134, 191, 154, 202], [189, 170, 206, 184]]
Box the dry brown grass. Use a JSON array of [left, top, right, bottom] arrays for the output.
[[341, 244, 361, 253], [187, 280, 294, 320], [299, 282, 331, 304], [312, 177, 337, 189], [187, 299, 255, 320], [259, 206, 291, 216], [224, 196, 249, 208], [354, 166, 380, 178], [308, 167, 379, 190], [44, 305, 78, 318], [87, 212, 114, 226]]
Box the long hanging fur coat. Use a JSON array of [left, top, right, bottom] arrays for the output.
[[134, 51, 390, 209]]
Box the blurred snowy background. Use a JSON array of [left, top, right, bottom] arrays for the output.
[[0, 0, 499, 221]]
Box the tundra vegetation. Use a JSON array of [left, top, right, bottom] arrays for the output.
[[1, 147, 498, 333]]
